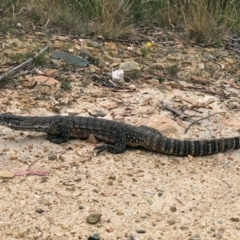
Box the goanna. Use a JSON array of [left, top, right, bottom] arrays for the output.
[[0, 113, 239, 156]]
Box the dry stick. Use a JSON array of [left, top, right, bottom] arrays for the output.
[[184, 112, 224, 134], [162, 102, 188, 118], [185, 86, 227, 98], [0, 45, 50, 82]]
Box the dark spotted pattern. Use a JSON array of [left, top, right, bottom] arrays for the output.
[[0, 113, 240, 156]]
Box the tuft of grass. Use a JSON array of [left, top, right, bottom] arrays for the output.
[[87, 0, 135, 38], [140, 45, 150, 57], [10, 50, 46, 66], [157, 76, 165, 83], [180, 0, 240, 44], [34, 51, 47, 66], [166, 64, 179, 77], [11, 52, 33, 64], [60, 79, 72, 91]]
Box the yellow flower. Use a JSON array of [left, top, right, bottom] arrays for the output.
[[145, 42, 152, 47]]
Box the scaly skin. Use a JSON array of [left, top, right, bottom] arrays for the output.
[[0, 113, 240, 156]]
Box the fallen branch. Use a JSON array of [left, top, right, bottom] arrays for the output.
[[184, 112, 224, 134], [0, 45, 50, 82]]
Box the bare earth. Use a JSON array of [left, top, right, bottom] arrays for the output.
[[0, 31, 240, 240]]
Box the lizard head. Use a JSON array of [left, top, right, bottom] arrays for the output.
[[0, 113, 53, 132], [0, 113, 41, 130], [0, 113, 22, 126]]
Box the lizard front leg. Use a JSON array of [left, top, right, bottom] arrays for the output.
[[46, 121, 70, 144]]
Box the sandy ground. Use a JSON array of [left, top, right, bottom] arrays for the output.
[[1, 81, 240, 240], [1, 27, 240, 239]]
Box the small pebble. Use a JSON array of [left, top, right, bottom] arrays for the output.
[[40, 177, 48, 183], [180, 224, 188, 230], [79, 205, 84, 210], [131, 235, 141, 240], [10, 154, 17, 160], [117, 211, 124, 215], [48, 154, 57, 161], [86, 213, 102, 224], [108, 174, 116, 180], [144, 189, 155, 195], [170, 205, 177, 212], [230, 217, 239, 222], [74, 177, 81, 182], [88, 233, 101, 240], [66, 186, 75, 191], [167, 219, 175, 225], [0, 170, 14, 179], [107, 180, 113, 186], [59, 155, 65, 161], [147, 199, 153, 205], [158, 192, 163, 197], [106, 226, 114, 232], [35, 208, 45, 214], [136, 229, 146, 234]]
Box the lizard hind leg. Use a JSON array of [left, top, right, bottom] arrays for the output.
[[46, 121, 70, 144], [94, 128, 126, 155]]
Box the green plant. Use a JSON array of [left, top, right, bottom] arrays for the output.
[[166, 64, 179, 77], [31, 11, 41, 24], [140, 45, 149, 57], [60, 79, 72, 90], [11, 52, 32, 64], [157, 76, 165, 83], [34, 51, 46, 66]]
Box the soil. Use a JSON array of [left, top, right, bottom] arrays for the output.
[[0, 28, 240, 240]]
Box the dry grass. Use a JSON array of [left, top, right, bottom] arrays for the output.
[[180, 0, 239, 44], [0, 0, 239, 42], [87, 0, 135, 38], [0, 0, 135, 37], [0, 0, 84, 32]]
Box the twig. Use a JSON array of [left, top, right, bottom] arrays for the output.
[[185, 86, 227, 98], [184, 112, 224, 134], [0, 45, 50, 82], [49, 95, 59, 104], [162, 102, 188, 118], [91, 74, 116, 88], [35, 226, 43, 236]]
